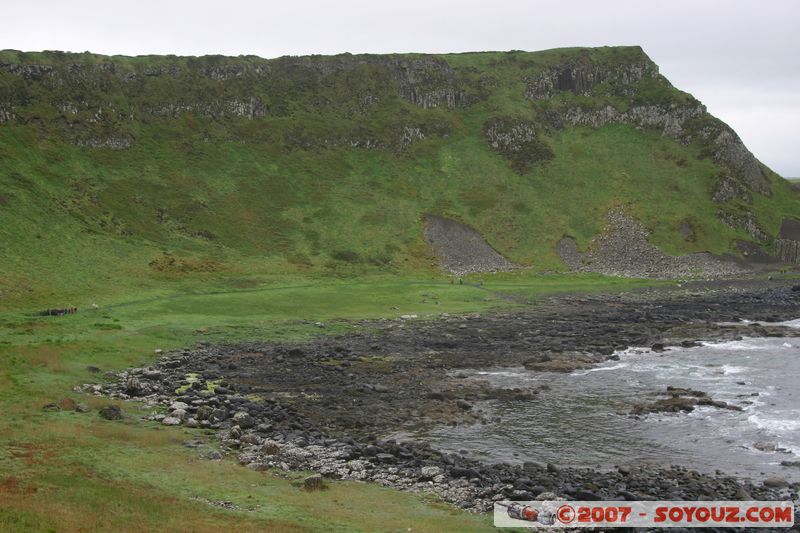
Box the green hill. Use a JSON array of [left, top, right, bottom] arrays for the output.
[[1, 46, 798, 309]]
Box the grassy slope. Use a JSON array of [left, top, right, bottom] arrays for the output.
[[1, 47, 799, 310]]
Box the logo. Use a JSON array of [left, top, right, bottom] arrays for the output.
[[494, 501, 795, 528]]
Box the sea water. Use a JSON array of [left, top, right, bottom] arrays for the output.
[[421, 328, 800, 481]]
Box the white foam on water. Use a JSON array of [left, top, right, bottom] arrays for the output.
[[717, 318, 800, 328], [776, 318, 800, 328], [747, 413, 800, 433], [776, 442, 800, 457], [571, 363, 628, 376], [701, 339, 765, 351], [431, 326, 800, 479], [721, 364, 750, 375], [613, 347, 651, 358], [474, 370, 518, 377]]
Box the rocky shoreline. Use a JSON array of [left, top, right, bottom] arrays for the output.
[[83, 279, 800, 517]]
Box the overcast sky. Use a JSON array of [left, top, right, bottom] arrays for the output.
[[2, 0, 798, 176]]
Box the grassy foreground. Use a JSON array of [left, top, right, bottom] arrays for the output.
[[0, 274, 662, 532]]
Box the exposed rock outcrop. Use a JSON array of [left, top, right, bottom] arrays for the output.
[[713, 175, 753, 203], [560, 104, 704, 138], [74, 136, 134, 150], [703, 127, 771, 195], [774, 218, 800, 264], [717, 211, 770, 243], [775, 240, 800, 264], [525, 59, 659, 99], [0, 107, 13, 123], [398, 126, 425, 149], [388, 57, 471, 109], [483, 117, 553, 173]]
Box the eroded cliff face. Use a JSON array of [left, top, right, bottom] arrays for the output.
[[482, 118, 553, 174], [0, 54, 493, 155], [525, 58, 659, 99]]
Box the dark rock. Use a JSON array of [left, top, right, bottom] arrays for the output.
[[233, 411, 254, 429], [455, 399, 473, 410], [196, 405, 213, 421], [209, 408, 228, 423], [450, 466, 480, 479], [522, 461, 545, 472], [575, 490, 600, 501], [363, 445, 379, 457], [99, 405, 123, 420], [301, 474, 326, 491]]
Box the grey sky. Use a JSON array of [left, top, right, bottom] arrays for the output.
[[2, 0, 798, 176]]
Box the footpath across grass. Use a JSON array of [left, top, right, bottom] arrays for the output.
[[0, 273, 662, 532]]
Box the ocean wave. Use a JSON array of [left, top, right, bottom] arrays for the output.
[[701, 339, 764, 351], [747, 413, 800, 433], [775, 318, 800, 328], [571, 363, 629, 376], [721, 364, 750, 375]]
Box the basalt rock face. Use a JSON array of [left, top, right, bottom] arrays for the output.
[[559, 104, 705, 138], [525, 58, 659, 99], [775, 218, 800, 264], [483, 117, 553, 174], [717, 211, 770, 243], [0, 53, 486, 150]]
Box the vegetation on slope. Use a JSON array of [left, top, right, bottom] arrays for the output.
[[0, 46, 798, 309]]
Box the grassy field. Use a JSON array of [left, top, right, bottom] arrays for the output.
[[0, 273, 667, 532]]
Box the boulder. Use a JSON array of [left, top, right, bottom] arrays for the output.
[[99, 405, 123, 420], [209, 408, 228, 423], [302, 474, 326, 491], [763, 476, 788, 488], [233, 411, 254, 429], [455, 399, 473, 410], [420, 466, 442, 479]]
